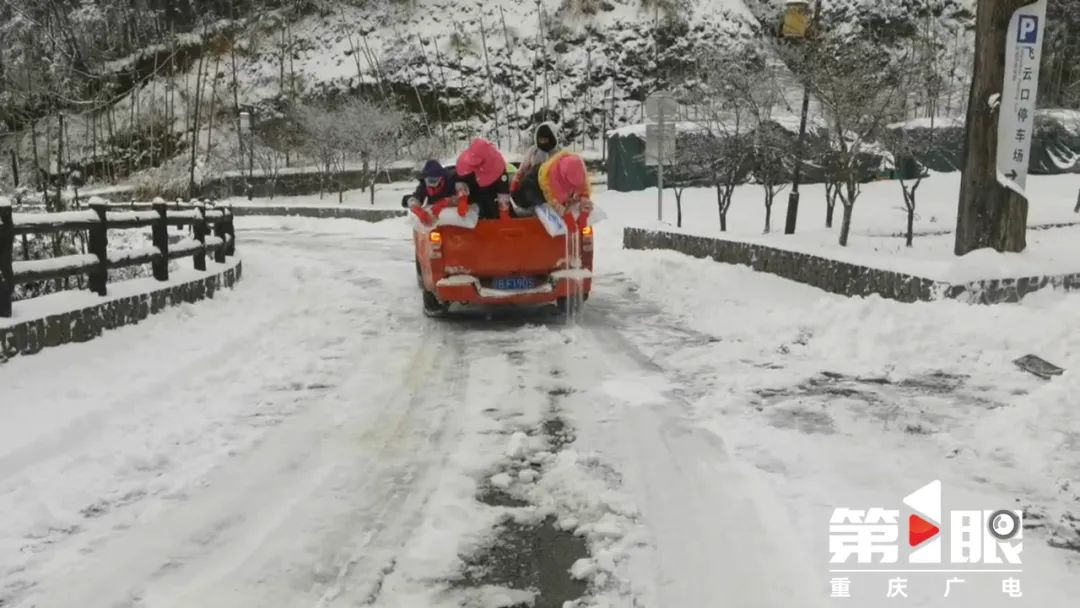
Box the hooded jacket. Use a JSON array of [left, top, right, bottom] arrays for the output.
[[521, 123, 561, 171], [402, 160, 456, 207], [513, 122, 562, 194]]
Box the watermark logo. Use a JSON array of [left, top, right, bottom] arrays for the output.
[[828, 481, 1024, 600]]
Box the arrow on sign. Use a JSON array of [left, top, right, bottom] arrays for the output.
[[1005, 170, 1019, 180]]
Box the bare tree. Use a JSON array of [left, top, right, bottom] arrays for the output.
[[801, 34, 904, 246], [665, 132, 711, 228], [246, 113, 304, 200], [693, 63, 752, 231], [300, 99, 405, 205], [250, 136, 287, 200], [749, 123, 792, 234], [677, 123, 748, 232], [298, 106, 340, 200], [726, 49, 791, 235], [337, 99, 406, 205], [883, 125, 929, 247], [881, 32, 957, 247], [818, 148, 844, 230]]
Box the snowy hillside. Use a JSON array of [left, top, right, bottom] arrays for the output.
[[232, 0, 760, 144], [0, 0, 1021, 196]]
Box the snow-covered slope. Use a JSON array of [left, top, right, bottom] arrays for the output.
[[234, 0, 760, 142]]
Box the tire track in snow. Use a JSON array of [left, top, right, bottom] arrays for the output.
[[0, 222, 440, 608], [312, 330, 471, 608], [549, 304, 829, 608]]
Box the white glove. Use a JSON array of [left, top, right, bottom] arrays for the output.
[[579, 198, 594, 213], [407, 196, 421, 208], [496, 193, 512, 205], [456, 182, 470, 196]]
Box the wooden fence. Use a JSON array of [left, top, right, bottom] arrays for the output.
[[0, 199, 236, 318]]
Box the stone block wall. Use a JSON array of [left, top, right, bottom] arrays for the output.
[[623, 228, 1080, 305], [1, 262, 242, 363]]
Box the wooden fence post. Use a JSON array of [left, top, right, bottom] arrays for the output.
[[152, 201, 170, 281], [87, 200, 108, 296], [175, 198, 186, 232], [0, 203, 13, 317], [212, 206, 227, 264], [224, 206, 235, 256], [193, 200, 207, 271], [9, 151, 18, 189]]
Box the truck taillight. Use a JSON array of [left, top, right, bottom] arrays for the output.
[[581, 225, 593, 237], [581, 225, 593, 252], [429, 230, 442, 258]]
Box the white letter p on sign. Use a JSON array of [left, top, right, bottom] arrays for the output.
[[1018, 16, 1039, 44]]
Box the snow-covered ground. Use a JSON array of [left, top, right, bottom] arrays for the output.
[[622, 172, 1080, 281], [221, 181, 419, 209], [2, 186, 1079, 607]]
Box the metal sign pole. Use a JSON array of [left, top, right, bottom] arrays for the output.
[[657, 102, 664, 223]]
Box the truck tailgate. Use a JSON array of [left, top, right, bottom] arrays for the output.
[[440, 217, 567, 277]]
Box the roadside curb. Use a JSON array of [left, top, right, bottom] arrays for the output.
[[623, 228, 1080, 305], [231, 206, 405, 222], [1, 260, 243, 363]]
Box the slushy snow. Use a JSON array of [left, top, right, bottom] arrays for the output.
[[2, 172, 1080, 607]]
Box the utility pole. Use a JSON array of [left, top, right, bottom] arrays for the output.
[[783, 0, 822, 235], [56, 113, 65, 210], [657, 101, 665, 223], [248, 111, 255, 201]]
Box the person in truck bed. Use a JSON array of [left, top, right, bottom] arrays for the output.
[[511, 150, 593, 216], [402, 160, 456, 209], [452, 138, 512, 220], [511, 122, 561, 194]]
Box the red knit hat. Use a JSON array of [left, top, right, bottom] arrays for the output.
[[456, 138, 506, 188]]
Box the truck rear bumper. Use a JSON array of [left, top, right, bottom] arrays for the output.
[[435, 270, 592, 305]]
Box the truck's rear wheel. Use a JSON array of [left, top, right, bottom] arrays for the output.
[[422, 289, 449, 317]]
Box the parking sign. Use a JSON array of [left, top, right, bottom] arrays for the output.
[[1017, 15, 1039, 44], [996, 0, 1048, 197]]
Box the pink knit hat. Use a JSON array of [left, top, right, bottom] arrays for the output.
[[540, 152, 590, 206], [455, 138, 506, 188]]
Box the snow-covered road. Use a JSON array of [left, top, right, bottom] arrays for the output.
[[3, 213, 1080, 608]]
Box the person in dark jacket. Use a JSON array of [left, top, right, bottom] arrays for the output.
[[453, 138, 511, 220], [402, 160, 456, 208], [512, 122, 560, 194]]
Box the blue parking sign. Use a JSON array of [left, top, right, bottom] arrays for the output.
[[1018, 16, 1039, 44]]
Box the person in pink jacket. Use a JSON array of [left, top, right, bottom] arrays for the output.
[[452, 138, 512, 220]]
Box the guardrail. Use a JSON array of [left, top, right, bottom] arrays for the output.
[[0, 199, 236, 318]]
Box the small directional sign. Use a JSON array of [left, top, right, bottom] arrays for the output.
[[996, 0, 1048, 198]]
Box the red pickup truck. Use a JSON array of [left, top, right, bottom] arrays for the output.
[[413, 207, 594, 317]]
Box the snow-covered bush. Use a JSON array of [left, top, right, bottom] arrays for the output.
[[130, 154, 200, 202]]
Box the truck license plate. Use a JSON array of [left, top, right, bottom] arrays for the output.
[[493, 276, 537, 291]]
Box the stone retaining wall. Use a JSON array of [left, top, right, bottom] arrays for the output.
[[204, 159, 606, 199], [1, 261, 242, 363], [231, 206, 405, 222], [623, 228, 1080, 305]]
